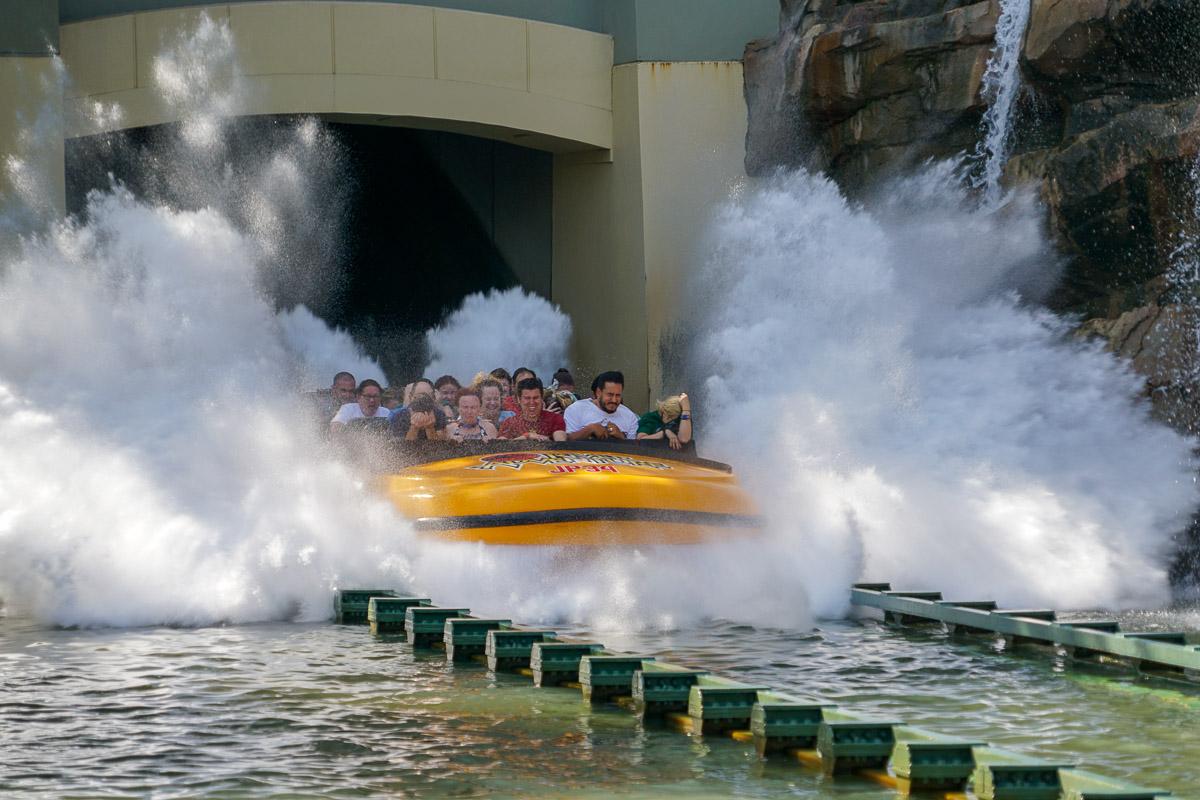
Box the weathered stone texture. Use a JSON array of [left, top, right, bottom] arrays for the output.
[[745, 0, 1200, 430], [747, 0, 997, 182]]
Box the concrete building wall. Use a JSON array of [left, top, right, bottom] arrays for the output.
[[58, 0, 780, 64], [58, 2, 615, 151], [61, 0, 608, 32], [637, 61, 749, 399], [0, 0, 64, 224], [551, 61, 748, 408], [552, 67, 649, 404]]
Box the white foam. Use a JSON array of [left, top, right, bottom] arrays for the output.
[[690, 168, 1198, 616], [424, 286, 572, 382], [0, 193, 411, 626]]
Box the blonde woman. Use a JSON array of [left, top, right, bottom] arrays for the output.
[[636, 393, 692, 450]]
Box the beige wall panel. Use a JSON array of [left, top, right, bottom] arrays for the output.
[[434, 9, 526, 92], [0, 56, 65, 220], [333, 74, 611, 150], [241, 74, 335, 114], [552, 62, 751, 406], [528, 22, 611, 110], [60, 6, 613, 151], [333, 4, 435, 78], [552, 65, 649, 407], [636, 61, 748, 398], [60, 16, 136, 99], [230, 2, 333, 76], [135, 6, 230, 89], [65, 88, 159, 137]]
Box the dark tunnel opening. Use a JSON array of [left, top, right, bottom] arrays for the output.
[[65, 117, 552, 384]]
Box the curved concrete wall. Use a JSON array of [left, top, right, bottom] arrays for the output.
[[60, 2, 613, 152]]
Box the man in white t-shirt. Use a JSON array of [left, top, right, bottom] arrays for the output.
[[330, 379, 392, 430], [564, 370, 639, 440]]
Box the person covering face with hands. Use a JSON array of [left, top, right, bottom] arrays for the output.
[[636, 393, 692, 449]]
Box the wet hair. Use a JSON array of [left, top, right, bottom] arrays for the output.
[[656, 395, 683, 422], [513, 367, 535, 383], [552, 368, 574, 387], [408, 393, 437, 414], [456, 387, 481, 404], [516, 376, 544, 396], [412, 377, 434, 392], [433, 375, 461, 391], [357, 379, 382, 395], [478, 378, 503, 393], [333, 371, 355, 384], [590, 370, 624, 394], [489, 367, 511, 382], [544, 389, 575, 413]]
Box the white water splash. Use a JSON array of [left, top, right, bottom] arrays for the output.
[[2, 11, 1196, 632], [0, 16, 402, 626], [692, 167, 1198, 616], [424, 286, 572, 381], [277, 306, 381, 391], [152, 14, 242, 150], [972, 0, 1032, 203], [0, 192, 406, 626]]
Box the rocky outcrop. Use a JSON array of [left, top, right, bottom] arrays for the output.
[[1024, 0, 1200, 110], [1077, 302, 1200, 433], [746, 0, 998, 183], [745, 0, 1200, 431], [1034, 97, 1200, 316]]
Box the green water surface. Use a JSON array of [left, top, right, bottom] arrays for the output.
[[2, 610, 1198, 798]]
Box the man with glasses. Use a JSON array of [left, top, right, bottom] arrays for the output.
[[330, 379, 391, 431]]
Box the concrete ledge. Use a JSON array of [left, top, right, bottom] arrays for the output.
[[59, 1, 613, 151]]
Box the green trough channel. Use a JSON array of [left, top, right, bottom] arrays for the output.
[[334, 588, 1172, 799], [850, 583, 1200, 679]]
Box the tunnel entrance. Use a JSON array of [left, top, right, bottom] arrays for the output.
[[65, 118, 552, 383]]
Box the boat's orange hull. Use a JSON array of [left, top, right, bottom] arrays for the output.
[[379, 448, 761, 545]]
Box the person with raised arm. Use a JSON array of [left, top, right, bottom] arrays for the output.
[[636, 393, 692, 450], [391, 379, 448, 440]]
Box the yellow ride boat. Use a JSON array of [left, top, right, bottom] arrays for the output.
[[377, 441, 762, 545]]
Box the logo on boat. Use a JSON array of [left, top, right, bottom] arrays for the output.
[[467, 452, 673, 472]]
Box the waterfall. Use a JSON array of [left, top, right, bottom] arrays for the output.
[[1164, 152, 1200, 394], [972, 0, 1032, 203]]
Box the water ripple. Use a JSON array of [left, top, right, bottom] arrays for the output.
[[0, 616, 1197, 797]]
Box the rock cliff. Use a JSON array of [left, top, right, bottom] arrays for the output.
[[746, 0, 1200, 433]]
